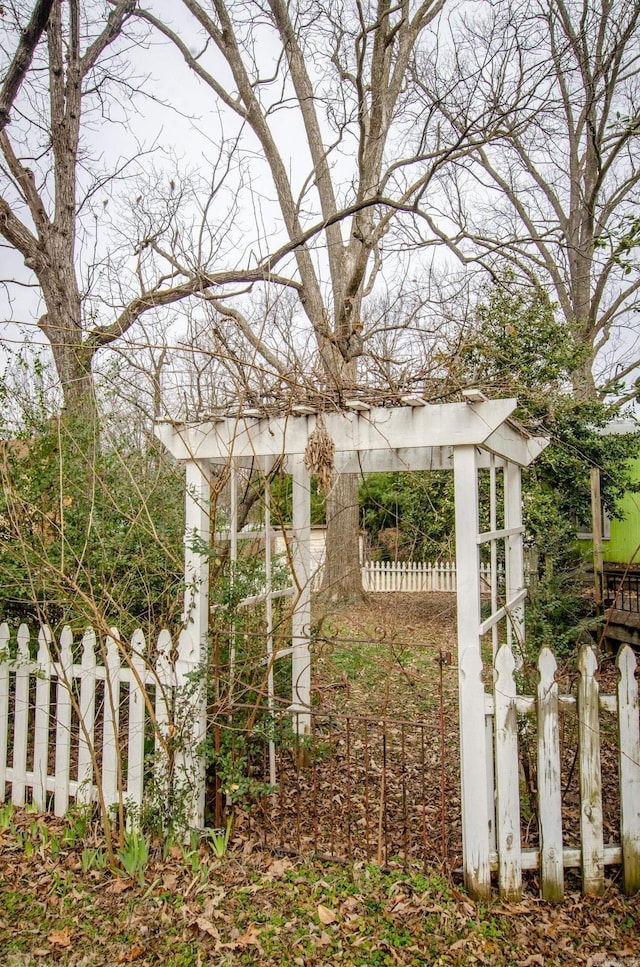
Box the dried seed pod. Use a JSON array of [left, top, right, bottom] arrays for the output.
[[304, 415, 335, 494]]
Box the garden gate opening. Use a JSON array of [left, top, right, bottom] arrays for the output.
[[156, 397, 547, 897]]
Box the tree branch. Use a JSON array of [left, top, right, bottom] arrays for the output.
[[0, 0, 55, 131]]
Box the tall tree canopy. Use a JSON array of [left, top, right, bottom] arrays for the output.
[[423, 0, 640, 399]]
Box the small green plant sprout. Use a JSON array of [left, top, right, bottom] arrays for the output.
[[81, 847, 108, 874], [181, 835, 204, 877], [203, 816, 233, 858], [0, 802, 14, 831], [48, 832, 61, 860], [65, 803, 92, 844], [116, 828, 150, 886]]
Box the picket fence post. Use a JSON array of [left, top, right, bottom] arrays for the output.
[[127, 629, 147, 814], [154, 629, 172, 745], [54, 627, 73, 817], [102, 631, 121, 812], [617, 644, 640, 895], [494, 644, 522, 899], [176, 626, 206, 830], [12, 625, 30, 807], [537, 646, 564, 901], [33, 627, 52, 811], [77, 629, 97, 806], [578, 644, 605, 896]]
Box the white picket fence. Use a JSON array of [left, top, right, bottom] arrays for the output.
[[2, 620, 639, 899], [482, 642, 640, 899], [0, 623, 196, 821], [361, 559, 495, 593], [310, 560, 496, 593]]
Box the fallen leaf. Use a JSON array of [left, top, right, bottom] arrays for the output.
[[202, 890, 225, 918], [48, 927, 72, 948], [391, 892, 408, 905], [318, 904, 338, 925], [108, 877, 134, 894], [237, 923, 262, 947], [340, 896, 360, 914], [448, 939, 469, 952], [193, 916, 220, 939], [116, 943, 146, 963], [267, 857, 293, 878]]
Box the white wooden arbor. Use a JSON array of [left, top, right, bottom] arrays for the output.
[[155, 398, 547, 894]]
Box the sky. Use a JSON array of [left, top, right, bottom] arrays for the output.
[[2, 0, 640, 415]]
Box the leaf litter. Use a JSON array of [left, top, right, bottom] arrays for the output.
[[1, 596, 639, 965], [1, 813, 638, 966]]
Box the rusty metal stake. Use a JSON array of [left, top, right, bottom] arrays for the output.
[[436, 648, 451, 864]]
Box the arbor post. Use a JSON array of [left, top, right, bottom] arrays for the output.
[[454, 444, 492, 899], [177, 457, 211, 830], [504, 461, 525, 655], [291, 457, 311, 733]]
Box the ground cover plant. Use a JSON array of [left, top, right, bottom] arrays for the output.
[[1, 805, 639, 967]]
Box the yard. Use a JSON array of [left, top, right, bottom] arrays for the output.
[[1, 593, 639, 966]]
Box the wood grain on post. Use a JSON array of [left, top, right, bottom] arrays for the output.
[[537, 647, 564, 901], [617, 645, 640, 895], [578, 644, 604, 896]]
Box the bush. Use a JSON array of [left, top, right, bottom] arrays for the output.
[[0, 412, 185, 635]]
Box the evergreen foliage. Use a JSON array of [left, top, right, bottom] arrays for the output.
[[464, 280, 640, 654], [362, 276, 640, 655], [0, 410, 185, 635]]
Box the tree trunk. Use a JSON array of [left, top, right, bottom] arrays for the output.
[[321, 472, 364, 602], [571, 358, 598, 401], [39, 266, 97, 419]]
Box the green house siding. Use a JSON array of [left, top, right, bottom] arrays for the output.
[[603, 455, 640, 565]]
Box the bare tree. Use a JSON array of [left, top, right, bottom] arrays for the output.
[[135, 0, 494, 598], [421, 0, 640, 400], [0, 1, 302, 416], [0, 0, 142, 412]]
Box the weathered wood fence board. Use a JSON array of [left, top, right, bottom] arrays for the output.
[[577, 645, 604, 896], [617, 645, 640, 895], [0, 623, 196, 825], [77, 629, 97, 807], [536, 647, 564, 901], [494, 644, 522, 900], [478, 642, 640, 899], [0, 625, 8, 801]]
